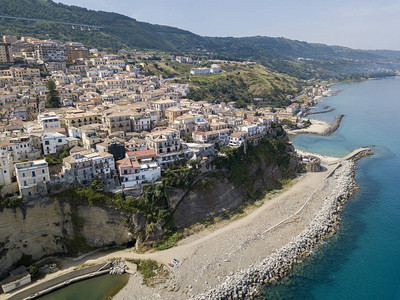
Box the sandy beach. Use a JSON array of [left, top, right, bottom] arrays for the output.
[[3, 148, 369, 300], [112, 149, 365, 299], [288, 119, 330, 135]]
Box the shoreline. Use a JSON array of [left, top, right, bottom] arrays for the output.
[[289, 115, 344, 136], [192, 148, 372, 299], [1, 148, 372, 300], [113, 148, 372, 299]]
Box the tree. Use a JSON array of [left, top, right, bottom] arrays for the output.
[[89, 178, 103, 190], [46, 79, 61, 108]]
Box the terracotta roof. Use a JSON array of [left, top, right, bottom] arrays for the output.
[[116, 157, 132, 168], [230, 131, 246, 138], [132, 149, 156, 158]]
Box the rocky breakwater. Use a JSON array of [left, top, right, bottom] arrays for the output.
[[321, 114, 344, 136], [192, 149, 372, 300]]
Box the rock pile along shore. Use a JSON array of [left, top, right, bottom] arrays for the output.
[[321, 114, 344, 136], [192, 149, 372, 300], [110, 260, 127, 275]]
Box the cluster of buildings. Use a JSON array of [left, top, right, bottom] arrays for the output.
[[190, 64, 222, 75], [0, 35, 326, 200]]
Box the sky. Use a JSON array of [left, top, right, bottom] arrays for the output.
[[58, 0, 400, 50]]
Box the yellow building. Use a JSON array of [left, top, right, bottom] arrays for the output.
[[105, 112, 131, 134], [64, 111, 101, 128]]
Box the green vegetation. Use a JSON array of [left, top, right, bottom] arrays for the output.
[[162, 165, 199, 188], [54, 182, 172, 239], [1, 0, 399, 80], [27, 264, 39, 279], [182, 135, 194, 143], [142, 61, 192, 78], [89, 177, 103, 190], [213, 136, 293, 193], [302, 119, 312, 128], [281, 119, 297, 129], [45, 79, 61, 108], [45, 146, 70, 165], [155, 231, 182, 250], [128, 259, 169, 286], [182, 63, 302, 106], [0, 196, 22, 211]]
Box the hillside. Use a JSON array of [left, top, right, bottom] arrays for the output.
[[1, 0, 400, 79], [142, 61, 301, 106], [185, 63, 301, 106]]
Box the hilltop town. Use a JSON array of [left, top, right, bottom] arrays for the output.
[[0, 36, 331, 202]]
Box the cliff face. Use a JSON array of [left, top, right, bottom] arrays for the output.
[[77, 206, 132, 247], [0, 200, 134, 277], [172, 134, 299, 228], [0, 201, 72, 277], [173, 178, 243, 228], [0, 132, 299, 275]]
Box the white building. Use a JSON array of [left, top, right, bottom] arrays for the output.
[[190, 67, 211, 75], [238, 124, 259, 136], [15, 159, 50, 198], [68, 126, 81, 139], [210, 64, 222, 73], [42, 132, 68, 155], [116, 157, 161, 189], [190, 64, 222, 75], [38, 112, 61, 130], [0, 266, 32, 293], [229, 131, 247, 148]]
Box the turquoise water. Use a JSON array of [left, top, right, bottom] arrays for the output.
[[262, 77, 400, 299], [38, 274, 129, 300]]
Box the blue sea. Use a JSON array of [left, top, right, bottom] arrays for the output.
[[261, 77, 400, 299]]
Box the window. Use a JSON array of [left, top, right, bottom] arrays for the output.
[[32, 171, 36, 177], [45, 141, 50, 145], [22, 172, 25, 177], [58, 139, 62, 143], [42, 169, 45, 174], [23, 180, 27, 186], [43, 177, 46, 181]]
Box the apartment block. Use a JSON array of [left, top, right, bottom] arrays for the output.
[[35, 41, 67, 63], [104, 112, 131, 134], [15, 159, 50, 198], [66, 42, 89, 64], [38, 112, 61, 130], [64, 112, 101, 128], [62, 150, 116, 185], [0, 43, 14, 64]]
